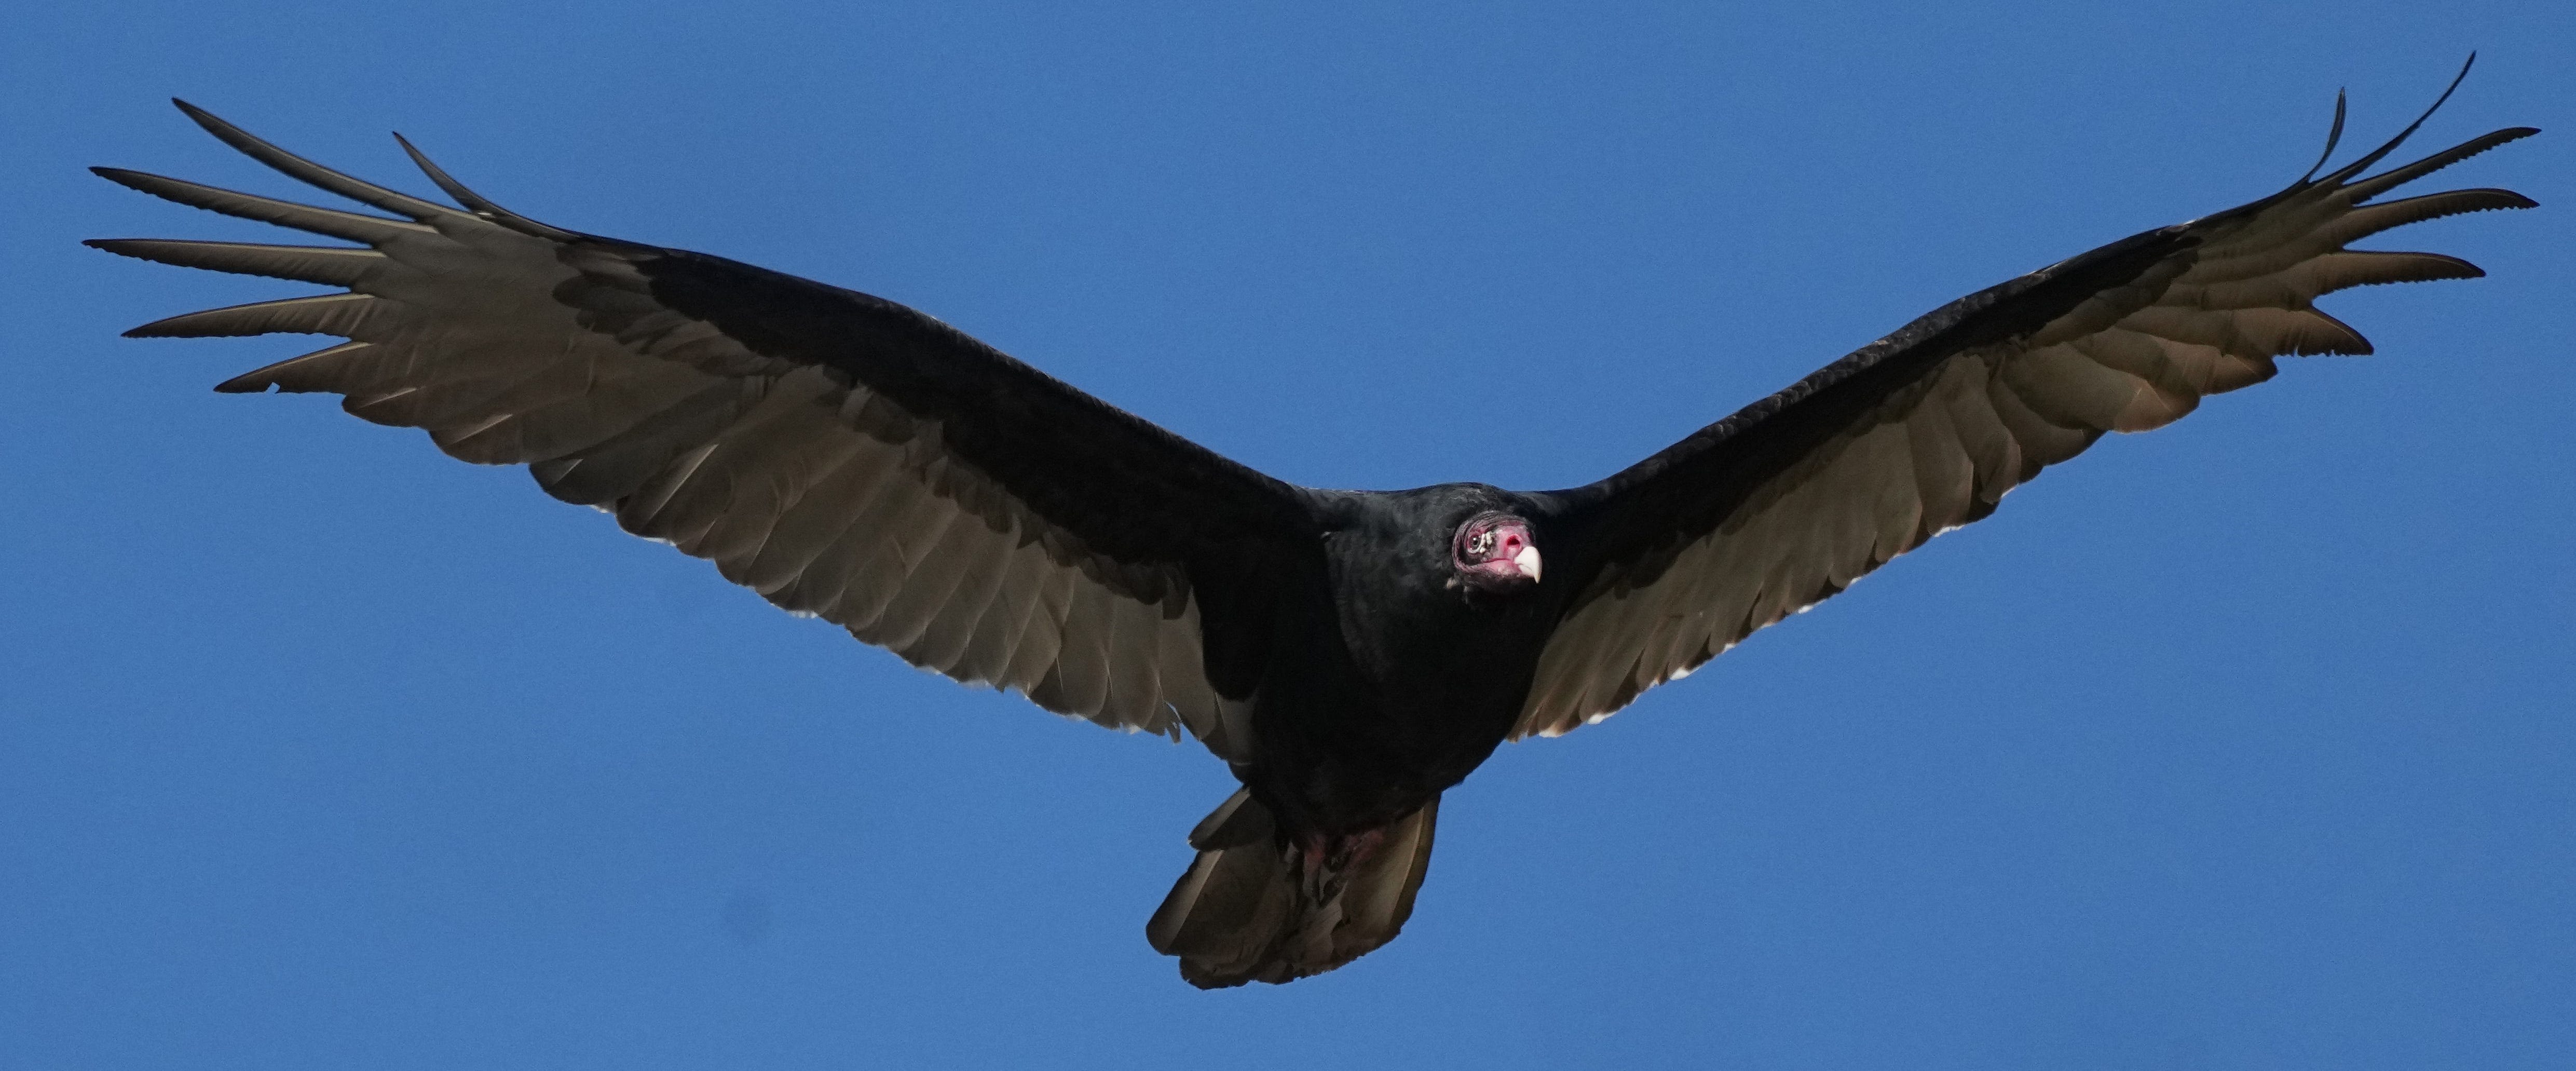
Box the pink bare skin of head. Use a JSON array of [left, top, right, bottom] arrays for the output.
[[1452, 512, 1541, 591]]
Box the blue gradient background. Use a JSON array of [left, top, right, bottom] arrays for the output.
[[4, 3, 2570, 1067]]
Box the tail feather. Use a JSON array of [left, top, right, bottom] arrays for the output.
[[1146, 789, 1439, 988]]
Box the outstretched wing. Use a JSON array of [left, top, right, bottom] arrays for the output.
[[92, 101, 1323, 760], [1518, 72, 2536, 739]]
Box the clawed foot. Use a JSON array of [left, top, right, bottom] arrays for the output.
[[1291, 828, 1388, 901]]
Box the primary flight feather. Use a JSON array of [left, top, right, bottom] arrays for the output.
[[92, 66, 2534, 987]]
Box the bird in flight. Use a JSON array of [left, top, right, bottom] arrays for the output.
[[92, 65, 2532, 988]]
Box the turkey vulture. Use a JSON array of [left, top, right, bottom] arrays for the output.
[[90, 66, 2533, 988]]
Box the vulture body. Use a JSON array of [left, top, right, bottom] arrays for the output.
[[92, 69, 2533, 987]]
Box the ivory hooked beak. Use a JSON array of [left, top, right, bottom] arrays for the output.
[[1511, 545, 1543, 582]]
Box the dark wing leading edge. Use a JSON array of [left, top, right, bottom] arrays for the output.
[[1518, 77, 2536, 739], [92, 102, 1323, 761]]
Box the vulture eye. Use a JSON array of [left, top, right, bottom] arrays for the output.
[[1467, 531, 1493, 557]]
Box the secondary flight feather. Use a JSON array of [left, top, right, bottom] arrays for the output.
[[92, 64, 2533, 987]]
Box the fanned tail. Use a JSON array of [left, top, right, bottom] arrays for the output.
[[1146, 789, 1439, 988]]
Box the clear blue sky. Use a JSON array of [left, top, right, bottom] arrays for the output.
[[5, 2, 2569, 1067]]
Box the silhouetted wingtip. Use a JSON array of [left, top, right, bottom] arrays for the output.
[[392, 132, 485, 211], [390, 130, 581, 241], [211, 374, 274, 394], [170, 98, 234, 140], [2325, 53, 2483, 183], [2302, 89, 2349, 183], [84, 238, 160, 267], [90, 166, 154, 190]]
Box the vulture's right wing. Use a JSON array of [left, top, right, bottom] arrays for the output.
[[92, 102, 1326, 761], [1520, 68, 2536, 739]]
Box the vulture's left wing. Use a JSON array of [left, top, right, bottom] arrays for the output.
[[1519, 74, 2534, 739], [92, 102, 1327, 761]]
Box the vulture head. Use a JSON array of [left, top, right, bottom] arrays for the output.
[[1451, 510, 1542, 592]]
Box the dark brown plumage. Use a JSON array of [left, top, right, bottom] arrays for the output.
[[91, 65, 2532, 987]]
